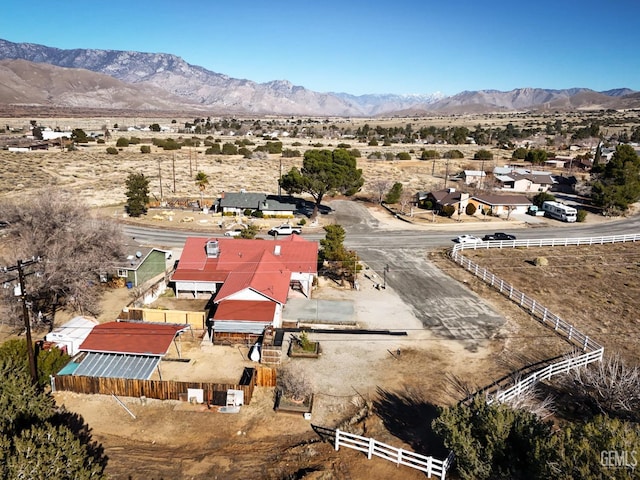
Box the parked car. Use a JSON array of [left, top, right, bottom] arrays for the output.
[[482, 232, 516, 241], [224, 228, 244, 237], [268, 224, 302, 236], [455, 234, 483, 244]]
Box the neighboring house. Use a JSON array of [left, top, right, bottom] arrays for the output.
[[44, 316, 98, 356], [114, 246, 169, 287], [60, 321, 190, 380], [461, 170, 486, 186], [171, 237, 318, 343], [423, 188, 470, 213], [493, 169, 554, 193], [217, 192, 297, 217], [469, 194, 532, 216]]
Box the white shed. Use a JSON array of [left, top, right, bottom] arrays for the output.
[[45, 316, 98, 356]]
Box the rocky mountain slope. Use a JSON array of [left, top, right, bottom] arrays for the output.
[[0, 38, 637, 115]]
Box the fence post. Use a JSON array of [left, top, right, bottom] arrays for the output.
[[531, 299, 536, 313], [368, 437, 374, 459], [335, 429, 340, 451]]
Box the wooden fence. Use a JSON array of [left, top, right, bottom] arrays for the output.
[[52, 368, 256, 405], [447, 234, 640, 403], [120, 307, 205, 330], [334, 428, 454, 479]]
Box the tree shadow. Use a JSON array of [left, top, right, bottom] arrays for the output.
[[373, 386, 448, 458], [52, 408, 109, 471]]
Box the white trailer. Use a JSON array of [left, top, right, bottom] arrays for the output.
[[542, 201, 578, 222]]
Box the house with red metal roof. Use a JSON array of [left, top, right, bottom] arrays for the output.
[[171, 236, 318, 343]]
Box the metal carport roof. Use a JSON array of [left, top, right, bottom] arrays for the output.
[[73, 351, 160, 380]]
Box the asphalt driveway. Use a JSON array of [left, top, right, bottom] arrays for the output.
[[329, 200, 505, 344]]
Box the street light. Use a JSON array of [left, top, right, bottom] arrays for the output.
[[383, 264, 389, 289]]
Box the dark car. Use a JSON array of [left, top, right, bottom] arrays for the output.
[[482, 232, 516, 241]]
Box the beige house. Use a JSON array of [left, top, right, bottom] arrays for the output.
[[469, 194, 532, 216]]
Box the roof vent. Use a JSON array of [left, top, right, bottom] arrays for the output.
[[135, 251, 142, 258], [206, 240, 220, 258]]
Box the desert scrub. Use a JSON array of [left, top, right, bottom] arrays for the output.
[[533, 257, 548, 267]]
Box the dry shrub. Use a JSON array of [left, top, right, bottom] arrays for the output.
[[534, 256, 548, 267]]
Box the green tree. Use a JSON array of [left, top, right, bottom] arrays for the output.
[[125, 172, 150, 217], [0, 358, 107, 479], [591, 144, 640, 213], [319, 224, 358, 280], [0, 339, 69, 387], [70, 129, 89, 144], [533, 191, 556, 207], [512, 147, 528, 159], [474, 149, 493, 160], [432, 397, 554, 480], [279, 149, 364, 217], [525, 148, 548, 164], [149, 123, 161, 132], [239, 224, 259, 239], [385, 182, 403, 204]]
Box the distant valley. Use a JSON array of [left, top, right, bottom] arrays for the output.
[[0, 38, 638, 116]]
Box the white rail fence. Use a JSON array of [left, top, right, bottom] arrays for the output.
[[448, 233, 640, 402], [334, 428, 454, 479]]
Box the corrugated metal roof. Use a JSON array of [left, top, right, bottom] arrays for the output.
[[73, 352, 160, 380], [213, 320, 270, 334], [79, 322, 188, 356]]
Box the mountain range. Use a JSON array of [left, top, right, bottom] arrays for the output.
[[1, 38, 638, 116]]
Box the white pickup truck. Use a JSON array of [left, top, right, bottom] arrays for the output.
[[268, 224, 302, 236]]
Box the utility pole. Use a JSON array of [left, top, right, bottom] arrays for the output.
[[444, 159, 450, 189], [172, 154, 176, 193], [3, 257, 43, 385], [278, 157, 282, 198], [383, 264, 389, 289], [158, 159, 163, 202]]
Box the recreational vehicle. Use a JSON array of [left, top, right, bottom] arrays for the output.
[[542, 201, 577, 222]]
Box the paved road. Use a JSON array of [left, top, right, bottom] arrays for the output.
[[122, 202, 640, 342]]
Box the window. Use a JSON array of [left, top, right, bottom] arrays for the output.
[[117, 269, 128, 278]]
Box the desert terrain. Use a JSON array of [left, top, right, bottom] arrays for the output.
[[1, 114, 638, 479]]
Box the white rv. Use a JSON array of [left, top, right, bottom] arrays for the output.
[[542, 201, 577, 222]]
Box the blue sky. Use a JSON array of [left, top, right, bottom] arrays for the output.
[[2, 0, 639, 96]]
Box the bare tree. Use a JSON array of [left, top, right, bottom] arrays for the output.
[[558, 354, 640, 420], [0, 190, 125, 325], [277, 362, 313, 402], [398, 188, 414, 215], [368, 179, 391, 204]]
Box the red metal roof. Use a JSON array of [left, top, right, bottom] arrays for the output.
[[171, 237, 318, 283], [79, 322, 187, 356], [213, 300, 277, 322], [215, 250, 291, 304]]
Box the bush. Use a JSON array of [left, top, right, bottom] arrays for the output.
[[576, 209, 587, 222], [396, 152, 411, 160], [140, 145, 151, 154], [474, 149, 493, 160], [368, 139, 379, 146], [106, 147, 118, 155], [443, 149, 464, 159], [421, 149, 440, 160], [441, 205, 456, 217], [534, 256, 548, 266], [465, 203, 477, 215], [115, 137, 129, 148]]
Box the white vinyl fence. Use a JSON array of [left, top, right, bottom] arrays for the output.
[[334, 428, 454, 479], [448, 234, 640, 402]]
